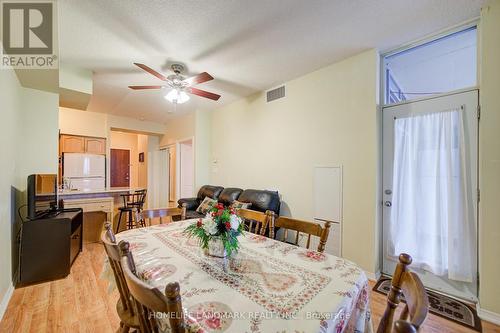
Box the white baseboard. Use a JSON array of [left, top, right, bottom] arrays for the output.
[[0, 284, 14, 322], [365, 270, 381, 281], [477, 303, 500, 325]]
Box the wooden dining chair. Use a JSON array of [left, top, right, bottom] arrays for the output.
[[236, 208, 274, 236], [377, 253, 429, 333], [270, 216, 331, 252], [140, 206, 187, 226], [119, 240, 186, 333], [100, 222, 140, 332]]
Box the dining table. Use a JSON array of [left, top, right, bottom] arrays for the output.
[[109, 219, 373, 333]]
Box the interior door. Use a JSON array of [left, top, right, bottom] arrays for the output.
[[110, 149, 130, 187], [382, 89, 478, 301], [168, 148, 176, 202], [179, 141, 194, 198]]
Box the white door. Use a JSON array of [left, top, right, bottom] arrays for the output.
[[147, 149, 169, 208], [179, 140, 194, 198], [382, 89, 478, 301], [168, 148, 176, 202]]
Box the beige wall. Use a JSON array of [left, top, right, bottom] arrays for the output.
[[137, 134, 148, 188], [110, 131, 139, 188], [108, 114, 166, 135], [159, 113, 195, 146], [59, 107, 107, 137], [0, 69, 59, 318], [0, 67, 22, 317], [478, 0, 500, 316], [194, 110, 212, 191], [18, 89, 59, 183], [210, 49, 379, 273], [59, 108, 167, 137]]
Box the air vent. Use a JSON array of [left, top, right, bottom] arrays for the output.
[[266, 85, 285, 102]]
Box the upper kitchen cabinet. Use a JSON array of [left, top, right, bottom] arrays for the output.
[[85, 137, 106, 155], [60, 135, 106, 155], [60, 135, 85, 153]]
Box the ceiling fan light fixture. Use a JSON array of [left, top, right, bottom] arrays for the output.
[[165, 88, 190, 104]]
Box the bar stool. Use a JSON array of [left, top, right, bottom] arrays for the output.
[[130, 189, 147, 227], [115, 190, 147, 233]]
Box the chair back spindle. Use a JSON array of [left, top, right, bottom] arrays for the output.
[[270, 216, 331, 252], [140, 206, 187, 226], [119, 241, 186, 333], [376, 253, 429, 333], [236, 209, 274, 236], [100, 222, 136, 319]]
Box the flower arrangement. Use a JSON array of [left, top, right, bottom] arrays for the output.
[[184, 203, 244, 257]]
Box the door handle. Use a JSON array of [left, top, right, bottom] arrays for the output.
[[384, 201, 392, 207]]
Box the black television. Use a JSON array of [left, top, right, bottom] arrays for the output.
[[27, 174, 58, 219]]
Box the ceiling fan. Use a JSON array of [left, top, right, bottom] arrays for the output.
[[128, 63, 221, 104]]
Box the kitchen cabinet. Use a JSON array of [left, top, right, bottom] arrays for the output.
[[63, 197, 113, 243], [60, 135, 85, 153], [85, 137, 106, 154], [60, 134, 106, 155]]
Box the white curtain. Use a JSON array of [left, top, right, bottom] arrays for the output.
[[147, 149, 169, 209], [389, 109, 475, 282]]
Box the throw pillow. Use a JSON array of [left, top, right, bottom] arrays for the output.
[[196, 196, 217, 214], [231, 200, 252, 210]]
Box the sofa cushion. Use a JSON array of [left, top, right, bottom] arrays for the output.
[[196, 197, 217, 214], [237, 189, 280, 214], [177, 197, 199, 211], [197, 185, 224, 201], [218, 188, 243, 206], [185, 210, 206, 220]]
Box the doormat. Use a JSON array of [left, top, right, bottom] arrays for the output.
[[373, 276, 482, 332]]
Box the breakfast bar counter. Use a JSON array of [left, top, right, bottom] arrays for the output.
[[60, 187, 146, 242]]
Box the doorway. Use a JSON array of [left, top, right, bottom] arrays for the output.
[[178, 139, 194, 199], [110, 148, 130, 187], [147, 149, 169, 208], [382, 89, 478, 301], [168, 147, 176, 202]]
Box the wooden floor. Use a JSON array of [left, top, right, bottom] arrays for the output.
[[1, 243, 499, 333]]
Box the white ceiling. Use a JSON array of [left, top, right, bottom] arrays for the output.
[[58, 0, 485, 123]]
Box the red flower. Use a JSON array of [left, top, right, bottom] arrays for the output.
[[196, 219, 202, 228], [225, 222, 231, 230], [216, 203, 224, 209]]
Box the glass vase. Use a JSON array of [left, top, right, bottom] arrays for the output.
[[206, 236, 228, 258]]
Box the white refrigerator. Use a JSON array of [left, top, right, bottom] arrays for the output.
[[63, 153, 106, 190]]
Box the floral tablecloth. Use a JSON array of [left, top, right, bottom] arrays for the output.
[[111, 219, 372, 333]]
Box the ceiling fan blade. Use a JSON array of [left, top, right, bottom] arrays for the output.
[[183, 72, 214, 86], [133, 63, 167, 81], [187, 87, 221, 101], [128, 85, 163, 90]]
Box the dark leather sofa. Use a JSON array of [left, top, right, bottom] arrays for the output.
[[178, 185, 280, 219]]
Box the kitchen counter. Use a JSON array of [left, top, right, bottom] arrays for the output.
[[60, 187, 147, 242], [58, 187, 145, 196]]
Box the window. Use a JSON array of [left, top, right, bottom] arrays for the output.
[[384, 27, 477, 105]]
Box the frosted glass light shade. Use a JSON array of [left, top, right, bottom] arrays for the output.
[[165, 89, 190, 104]]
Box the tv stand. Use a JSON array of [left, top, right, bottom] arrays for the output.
[[18, 209, 83, 286]]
